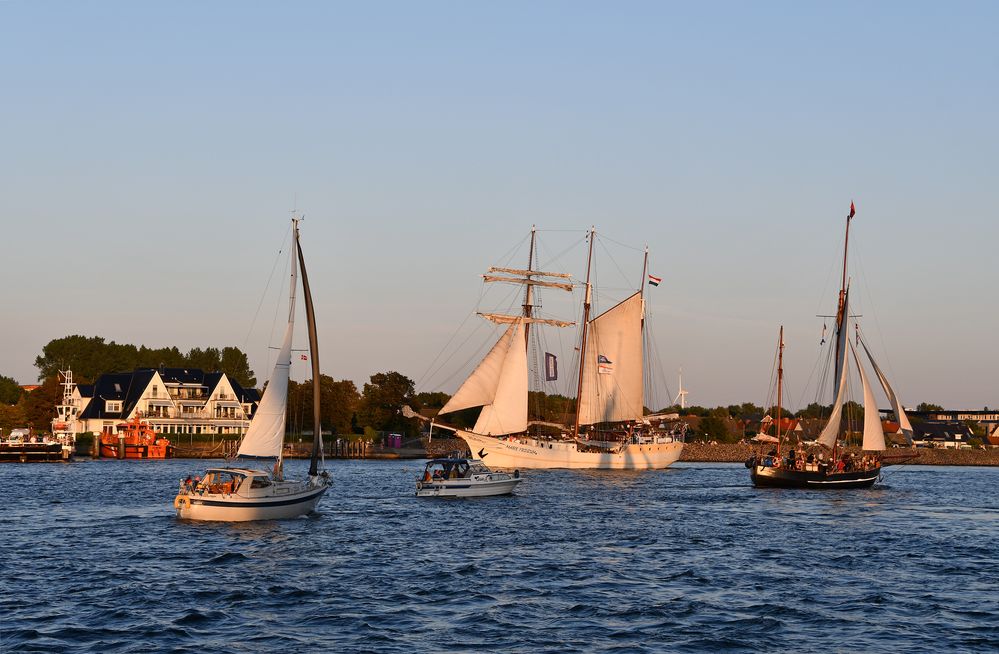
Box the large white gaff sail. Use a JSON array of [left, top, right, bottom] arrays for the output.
[[438, 319, 528, 436], [578, 292, 644, 426], [237, 237, 297, 459], [816, 292, 851, 449], [850, 341, 887, 451], [860, 338, 914, 444]]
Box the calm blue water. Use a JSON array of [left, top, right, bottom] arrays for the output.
[[2, 459, 998, 653]]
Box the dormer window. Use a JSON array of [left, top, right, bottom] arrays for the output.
[[106, 401, 122, 412]]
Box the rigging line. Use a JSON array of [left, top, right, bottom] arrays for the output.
[[536, 233, 587, 279], [596, 236, 635, 295], [415, 275, 490, 389], [432, 322, 501, 392], [597, 232, 645, 253], [852, 239, 900, 387], [416, 312, 487, 391], [264, 237, 293, 377], [242, 224, 293, 354]]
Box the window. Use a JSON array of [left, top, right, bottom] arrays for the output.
[[106, 401, 122, 412]]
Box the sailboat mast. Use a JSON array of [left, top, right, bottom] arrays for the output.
[[572, 227, 596, 440], [835, 205, 854, 381], [776, 326, 784, 457], [293, 220, 324, 478], [523, 225, 536, 339]]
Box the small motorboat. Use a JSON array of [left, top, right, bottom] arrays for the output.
[[416, 458, 522, 498]]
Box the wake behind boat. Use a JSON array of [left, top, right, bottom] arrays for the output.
[[415, 227, 685, 470], [748, 203, 916, 489], [173, 218, 330, 521]]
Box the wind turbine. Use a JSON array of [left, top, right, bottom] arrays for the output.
[[674, 368, 689, 409]]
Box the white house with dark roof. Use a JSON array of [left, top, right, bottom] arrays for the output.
[[77, 368, 260, 437]]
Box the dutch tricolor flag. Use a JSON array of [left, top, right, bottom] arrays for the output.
[[648, 274, 662, 287]]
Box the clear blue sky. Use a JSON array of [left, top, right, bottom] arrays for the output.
[[2, 1, 996, 409]]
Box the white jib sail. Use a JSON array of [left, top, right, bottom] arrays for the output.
[[237, 236, 297, 459], [816, 295, 852, 449], [472, 319, 528, 435], [860, 338, 914, 443], [439, 319, 527, 436], [578, 292, 644, 426], [851, 341, 886, 451]]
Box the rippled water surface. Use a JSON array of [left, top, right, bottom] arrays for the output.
[[3, 459, 998, 652]]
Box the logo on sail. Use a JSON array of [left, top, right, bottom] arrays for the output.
[[597, 354, 613, 374]]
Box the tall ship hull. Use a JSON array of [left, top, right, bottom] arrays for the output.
[[458, 430, 683, 470]]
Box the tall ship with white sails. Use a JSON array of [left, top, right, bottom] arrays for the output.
[[418, 227, 685, 470]]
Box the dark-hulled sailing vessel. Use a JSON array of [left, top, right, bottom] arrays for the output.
[[748, 203, 914, 489]]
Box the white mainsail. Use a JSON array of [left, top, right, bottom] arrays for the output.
[[578, 292, 644, 426], [816, 292, 851, 449], [237, 237, 298, 459], [860, 338, 914, 443], [851, 341, 886, 451], [438, 319, 528, 436]]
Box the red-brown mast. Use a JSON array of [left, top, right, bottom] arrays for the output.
[[572, 227, 596, 440]]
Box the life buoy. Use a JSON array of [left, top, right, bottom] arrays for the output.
[[416, 482, 423, 490], [174, 495, 191, 510]]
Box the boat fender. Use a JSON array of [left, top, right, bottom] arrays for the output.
[[514, 470, 520, 479], [416, 482, 422, 490]]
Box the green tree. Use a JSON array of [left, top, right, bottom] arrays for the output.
[[916, 402, 945, 412], [219, 347, 256, 388], [358, 371, 418, 437], [797, 402, 830, 418], [35, 335, 255, 385], [21, 376, 62, 431], [0, 402, 28, 433], [700, 415, 732, 442], [0, 374, 23, 405], [287, 376, 360, 436]]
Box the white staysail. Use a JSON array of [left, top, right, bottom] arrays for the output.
[[851, 341, 886, 451], [439, 319, 528, 436], [860, 339, 914, 444], [578, 292, 644, 425], [237, 237, 298, 459], [473, 320, 528, 435], [816, 293, 851, 449]]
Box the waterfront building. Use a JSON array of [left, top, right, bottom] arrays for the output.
[[76, 368, 259, 437]]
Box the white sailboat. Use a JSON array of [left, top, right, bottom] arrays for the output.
[[173, 218, 331, 520], [418, 227, 685, 470]]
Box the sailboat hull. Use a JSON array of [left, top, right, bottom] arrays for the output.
[[174, 483, 328, 522], [750, 464, 879, 489], [456, 429, 684, 470]]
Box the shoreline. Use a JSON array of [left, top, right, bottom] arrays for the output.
[[68, 439, 999, 466]]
